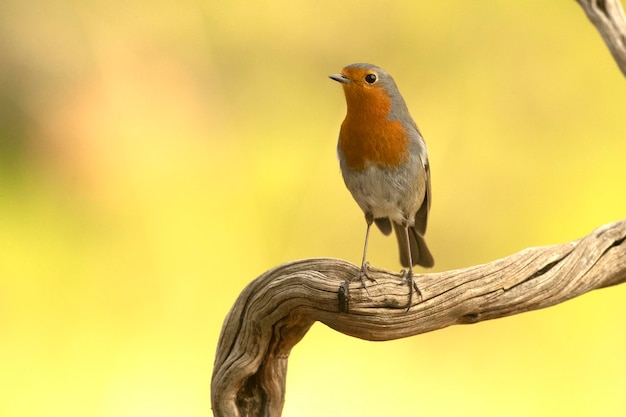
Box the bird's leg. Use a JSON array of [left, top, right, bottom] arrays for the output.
[[359, 214, 373, 272], [357, 213, 378, 293], [403, 223, 422, 311]]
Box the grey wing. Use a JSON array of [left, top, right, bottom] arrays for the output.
[[414, 158, 431, 236], [407, 125, 431, 236]]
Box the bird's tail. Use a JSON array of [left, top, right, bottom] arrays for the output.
[[393, 222, 434, 268]]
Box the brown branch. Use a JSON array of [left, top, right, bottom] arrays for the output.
[[211, 219, 626, 417], [576, 0, 626, 76]]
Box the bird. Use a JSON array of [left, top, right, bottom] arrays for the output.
[[329, 62, 434, 310]]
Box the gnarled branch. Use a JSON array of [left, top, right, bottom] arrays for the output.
[[576, 0, 626, 76], [211, 219, 626, 417]]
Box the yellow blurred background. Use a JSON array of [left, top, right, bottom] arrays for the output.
[[1, 0, 626, 416]]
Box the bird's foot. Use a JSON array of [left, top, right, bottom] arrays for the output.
[[356, 262, 378, 295], [400, 269, 422, 311]]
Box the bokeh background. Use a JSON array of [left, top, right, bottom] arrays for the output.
[[1, 0, 626, 416]]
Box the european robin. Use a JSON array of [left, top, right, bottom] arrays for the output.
[[329, 63, 434, 309]]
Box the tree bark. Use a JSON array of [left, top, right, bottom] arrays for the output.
[[576, 0, 626, 76], [211, 219, 626, 417]]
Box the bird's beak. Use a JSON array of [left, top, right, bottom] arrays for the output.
[[329, 73, 350, 84]]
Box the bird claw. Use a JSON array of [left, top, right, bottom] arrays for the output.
[[357, 262, 378, 295], [400, 269, 422, 311]]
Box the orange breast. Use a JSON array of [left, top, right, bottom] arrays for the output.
[[338, 86, 409, 171]]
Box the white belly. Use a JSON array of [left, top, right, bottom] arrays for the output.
[[341, 163, 424, 225]]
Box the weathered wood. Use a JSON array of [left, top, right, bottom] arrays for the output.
[[211, 219, 626, 417], [576, 0, 626, 76]]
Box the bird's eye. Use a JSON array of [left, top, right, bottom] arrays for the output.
[[364, 73, 377, 84]]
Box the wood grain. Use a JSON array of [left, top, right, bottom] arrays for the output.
[[576, 0, 626, 75], [211, 219, 626, 417]]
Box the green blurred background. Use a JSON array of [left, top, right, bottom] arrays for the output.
[[1, 0, 626, 416]]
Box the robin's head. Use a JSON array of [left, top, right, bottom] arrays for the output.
[[329, 63, 405, 119]]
